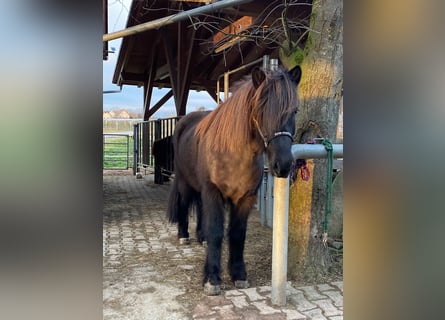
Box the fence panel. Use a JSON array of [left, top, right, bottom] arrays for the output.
[[134, 117, 181, 181], [103, 133, 133, 169]]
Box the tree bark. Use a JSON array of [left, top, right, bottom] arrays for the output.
[[285, 0, 343, 279]]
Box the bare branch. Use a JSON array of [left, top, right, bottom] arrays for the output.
[[137, 0, 314, 62]]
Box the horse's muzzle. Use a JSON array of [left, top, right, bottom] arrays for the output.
[[270, 158, 293, 178]]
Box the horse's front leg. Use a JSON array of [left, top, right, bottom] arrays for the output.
[[228, 196, 255, 289], [202, 185, 224, 295]]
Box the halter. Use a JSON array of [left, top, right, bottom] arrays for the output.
[[253, 119, 294, 149]]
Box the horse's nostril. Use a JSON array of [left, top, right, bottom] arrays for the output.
[[274, 162, 279, 170], [272, 160, 292, 178]]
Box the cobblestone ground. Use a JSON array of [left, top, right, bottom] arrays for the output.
[[103, 171, 343, 319]]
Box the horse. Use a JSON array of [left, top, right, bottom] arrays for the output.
[[152, 135, 174, 183], [167, 65, 302, 295]]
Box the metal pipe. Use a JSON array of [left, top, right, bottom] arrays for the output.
[[291, 143, 343, 160], [271, 176, 289, 305], [270, 58, 279, 71], [271, 143, 343, 305], [103, 0, 254, 42], [224, 72, 230, 101], [225, 57, 263, 76], [262, 55, 270, 70], [216, 77, 221, 105], [216, 57, 263, 104], [266, 170, 274, 227]]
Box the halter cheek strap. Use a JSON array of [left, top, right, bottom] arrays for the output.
[[253, 119, 294, 149]]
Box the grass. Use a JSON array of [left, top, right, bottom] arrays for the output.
[[103, 135, 133, 169]]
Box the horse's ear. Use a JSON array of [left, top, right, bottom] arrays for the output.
[[252, 67, 266, 89], [288, 65, 302, 85]]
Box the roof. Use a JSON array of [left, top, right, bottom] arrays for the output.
[[112, 0, 312, 116]]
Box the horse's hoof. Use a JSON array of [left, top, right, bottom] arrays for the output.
[[204, 282, 221, 296], [179, 237, 190, 245], [234, 280, 249, 289]]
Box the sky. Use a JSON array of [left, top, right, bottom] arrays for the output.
[[103, 0, 217, 118]]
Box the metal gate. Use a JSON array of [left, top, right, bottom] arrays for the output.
[[103, 133, 132, 169], [133, 117, 181, 183]]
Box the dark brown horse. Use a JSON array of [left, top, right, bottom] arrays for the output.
[[167, 65, 302, 295]]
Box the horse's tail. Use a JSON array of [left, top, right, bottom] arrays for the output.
[[167, 177, 180, 223]]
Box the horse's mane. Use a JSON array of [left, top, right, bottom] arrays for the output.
[[195, 68, 299, 153]]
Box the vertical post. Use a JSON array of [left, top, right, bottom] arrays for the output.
[[103, 135, 106, 170], [259, 173, 266, 225], [270, 58, 279, 71], [133, 124, 138, 175], [271, 176, 289, 306], [262, 55, 270, 70], [154, 119, 163, 184], [266, 170, 274, 227], [224, 72, 229, 101], [126, 135, 130, 169], [217, 80, 219, 105]]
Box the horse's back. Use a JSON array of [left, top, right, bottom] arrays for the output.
[[173, 111, 210, 190], [174, 111, 210, 142]]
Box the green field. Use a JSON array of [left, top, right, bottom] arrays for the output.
[[103, 135, 133, 169]]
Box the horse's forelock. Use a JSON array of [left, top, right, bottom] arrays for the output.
[[253, 69, 299, 135]]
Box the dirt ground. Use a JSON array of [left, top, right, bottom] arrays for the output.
[[103, 170, 342, 319]]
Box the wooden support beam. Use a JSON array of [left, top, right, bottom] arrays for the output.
[[144, 90, 174, 120], [162, 27, 179, 113], [143, 51, 158, 118], [177, 24, 197, 115], [204, 86, 219, 104], [161, 23, 197, 116]]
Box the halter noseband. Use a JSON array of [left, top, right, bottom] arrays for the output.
[[253, 119, 293, 149]]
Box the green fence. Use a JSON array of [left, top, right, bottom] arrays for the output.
[[103, 134, 133, 169]]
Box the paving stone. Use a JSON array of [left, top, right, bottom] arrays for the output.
[[317, 284, 335, 292], [331, 281, 343, 292], [302, 308, 327, 320], [227, 295, 249, 309], [288, 291, 317, 311], [212, 304, 240, 319], [179, 265, 195, 270], [258, 286, 272, 294], [225, 289, 243, 297], [282, 308, 307, 320], [239, 287, 265, 301], [299, 286, 327, 300], [251, 301, 281, 315], [322, 290, 343, 307], [313, 299, 342, 317]]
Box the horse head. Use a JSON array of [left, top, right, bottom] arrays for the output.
[[251, 65, 302, 178]]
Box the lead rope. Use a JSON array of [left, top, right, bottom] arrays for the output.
[[321, 139, 333, 247]]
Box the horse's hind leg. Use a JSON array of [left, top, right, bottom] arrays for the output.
[[176, 181, 193, 244], [228, 196, 255, 289], [202, 185, 224, 295]]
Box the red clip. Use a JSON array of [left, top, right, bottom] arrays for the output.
[[300, 165, 310, 181]]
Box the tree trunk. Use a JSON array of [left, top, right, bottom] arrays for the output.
[[285, 0, 343, 279]]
